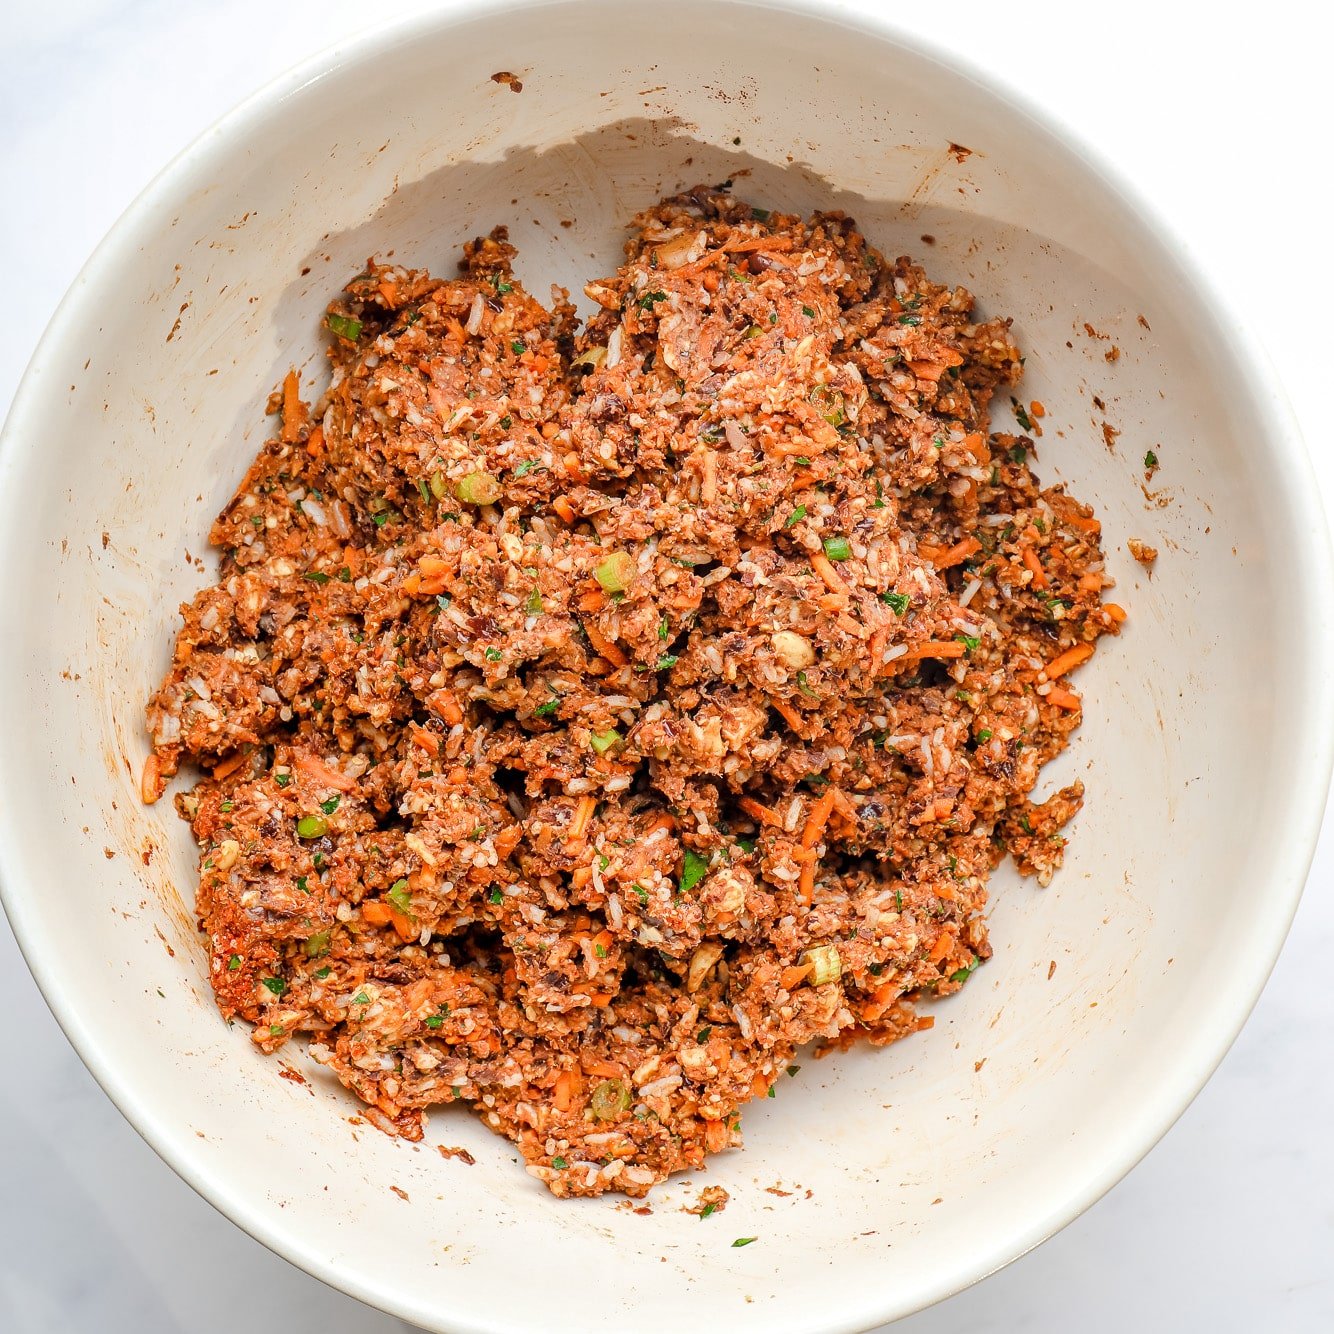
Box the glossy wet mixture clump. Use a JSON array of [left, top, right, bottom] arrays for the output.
[[144, 192, 1123, 1197]]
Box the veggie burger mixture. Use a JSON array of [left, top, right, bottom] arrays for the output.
[[144, 191, 1124, 1197]]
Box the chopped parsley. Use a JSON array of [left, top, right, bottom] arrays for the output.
[[1144, 449, 1159, 469], [261, 976, 287, 997], [679, 850, 710, 894], [319, 794, 341, 815], [511, 339, 526, 355], [491, 275, 513, 295], [274, 772, 292, 789], [425, 1014, 444, 1029], [489, 888, 504, 904], [655, 653, 679, 670], [881, 590, 909, 615], [484, 647, 503, 662], [638, 290, 668, 310], [801, 305, 816, 318], [732, 1236, 758, 1248], [227, 954, 242, 971], [513, 458, 542, 477], [552, 1156, 568, 1170], [1011, 397, 1034, 431], [976, 728, 993, 743], [303, 570, 331, 585], [956, 633, 981, 653]]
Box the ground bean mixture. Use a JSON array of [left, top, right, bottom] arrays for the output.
[[144, 191, 1124, 1197]]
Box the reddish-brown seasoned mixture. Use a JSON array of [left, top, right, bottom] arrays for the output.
[[144, 191, 1124, 1197]]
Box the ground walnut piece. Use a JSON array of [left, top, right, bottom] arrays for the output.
[[144, 191, 1124, 1198]]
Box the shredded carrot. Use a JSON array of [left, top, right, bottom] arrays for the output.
[[305, 424, 324, 458], [552, 495, 576, 524], [1103, 602, 1127, 623], [493, 827, 523, 859], [798, 859, 817, 904], [750, 1072, 771, 1099], [801, 786, 839, 853], [642, 813, 675, 838], [704, 1119, 729, 1153], [592, 929, 614, 956], [435, 693, 463, 727], [738, 796, 782, 827], [810, 551, 847, 595], [294, 752, 357, 792], [211, 750, 248, 782], [576, 586, 606, 613], [903, 640, 966, 661], [1046, 684, 1082, 710], [553, 1069, 580, 1112], [1030, 399, 1046, 418], [378, 280, 399, 306], [585, 1058, 624, 1079], [140, 752, 162, 805], [922, 536, 981, 570], [583, 621, 628, 667], [700, 450, 718, 504], [962, 432, 989, 463], [587, 992, 613, 1007], [772, 697, 805, 731], [1077, 573, 1103, 594], [1021, 546, 1048, 589], [409, 725, 439, 756], [1065, 512, 1101, 535], [723, 233, 796, 254], [780, 963, 811, 990], [929, 930, 956, 963], [389, 907, 418, 942], [571, 866, 593, 889], [280, 369, 305, 444], [362, 901, 392, 925], [1044, 642, 1094, 680], [568, 795, 597, 841], [907, 360, 949, 382]]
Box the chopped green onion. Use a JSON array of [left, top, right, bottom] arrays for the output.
[[766, 1085, 776, 1098], [274, 772, 292, 789], [784, 505, 807, 529], [511, 339, 527, 355], [513, 458, 542, 477], [387, 880, 413, 916], [949, 957, 980, 984], [590, 1078, 632, 1121], [303, 571, 331, 585], [638, 290, 668, 310], [552, 1156, 568, 1170], [803, 944, 842, 986], [700, 1203, 717, 1219], [525, 588, 544, 614], [269, 1024, 284, 1037], [1011, 398, 1034, 432], [371, 510, 390, 527], [489, 887, 504, 904], [801, 305, 815, 318], [655, 653, 679, 670], [296, 815, 329, 839], [751, 207, 770, 221], [1144, 450, 1159, 469], [315, 965, 331, 979], [326, 312, 362, 340], [956, 633, 981, 652], [352, 991, 370, 1005], [535, 698, 560, 717], [304, 930, 330, 958], [897, 314, 921, 326], [425, 1014, 444, 1029], [491, 275, 513, 295], [881, 591, 909, 614], [456, 471, 502, 506], [593, 550, 636, 593], [793, 456, 812, 466], [796, 670, 819, 698], [589, 729, 622, 755], [823, 536, 852, 561], [220, 800, 234, 813], [976, 728, 993, 743], [658, 617, 670, 642]]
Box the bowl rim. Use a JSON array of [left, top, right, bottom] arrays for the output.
[[2, 0, 1332, 1329]]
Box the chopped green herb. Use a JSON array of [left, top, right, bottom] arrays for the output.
[[751, 207, 770, 221], [296, 876, 309, 893], [319, 794, 341, 815], [801, 305, 816, 318], [261, 976, 287, 997], [338, 566, 352, 582], [638, 290, 668, 310], [303, 570, 331, 585], [491, 275, 513, 295], [552, 1156, 568, 1170], [489, 887, 504, 905], [881, 590, 909, 615], [766, 1085, 776, 1099], [220, 800, 234, 813], [269, 1024, 284, 1037], [352, 991, 370, 1005], [425, 1014, 444, 1029], [525, 588, 544, 614], [658, 616, 670, 642], [732, 1236, 758, 1248], [371, 510, 390, 527], [787, 1064, 800, 1077], [796, 670, 819, 699], [1011, 398, 1034, 432], [700, 1203, 717, 1220], [655, 653, 679, 670], [679, 850, 710, 894], [435, 594, 451, 611], [956, 633, 981, 653], [511, 339, 527, 355], [630, 883, 649, 903], [484, 647, 503, 662], [697, 1026, 713, 1043], [303, 930, 330, 958], [326, 312, 362, 340], [314, 965, 331, 979], [274, 772, 292, 788], [513, 458, 543, 478], [784, 505, 807, 529], [823, 535, 852, 561], [594, 943, 607, 959], [977, 728, 993, 743], [1144, 450, 1159, 469], [949, 957, 980, 984], [598, 854, 610, 871], [388, 880, 413, 916], [897, 314, 921, 326], [417, 477, 432, 504], [1009, 444, 1027, 465], [227, 954, 242, 971], [535, 697, 560, 718], [296, 815, 329, 839]]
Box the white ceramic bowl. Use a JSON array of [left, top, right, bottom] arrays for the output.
[[2, 2, 1330, 1330]]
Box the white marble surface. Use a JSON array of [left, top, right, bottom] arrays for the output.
[[2, 2, 1332, 1329]]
